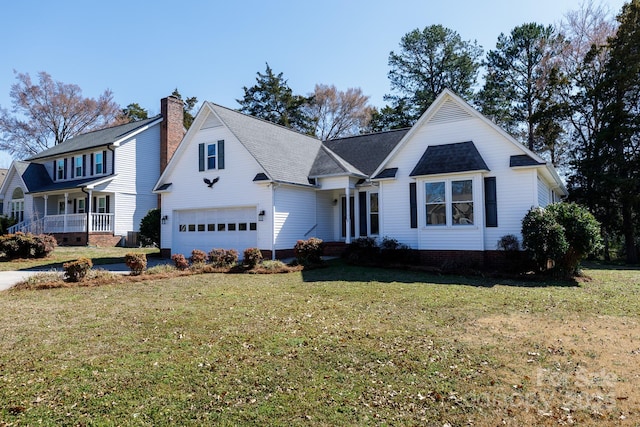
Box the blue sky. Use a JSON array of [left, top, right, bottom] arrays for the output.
[[0, 0, 626, 166]]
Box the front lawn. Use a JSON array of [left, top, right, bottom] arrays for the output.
[[1, 262, 638, 425], [0, 246, 159, 271]]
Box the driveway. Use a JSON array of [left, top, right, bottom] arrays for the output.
[[0, 258, 172, 292]]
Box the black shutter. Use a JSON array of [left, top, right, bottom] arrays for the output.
[[198, 143, 205, 171], [73, 199, 77, 214], [52, 160, 56, 181], [92, 197, 97, 213], [218, 140, 225, 169], [105, 195, 110, 213], [83, 155, 87, 177], [102, 150, 107, 173], [71, 157, 75, 178], [90, 153, 94, 176], [484, 177, 498, 227], [63, 158, 67, 179], [409, 182, 417, 229], [358, 192, 367, 236]]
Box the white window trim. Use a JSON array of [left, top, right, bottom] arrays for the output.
[[421, 176, 478, 229], [206, 142, 217, 170], [75, 156, 83, 177], [95, 152, 104, 175], [57, 159, 65, 180], [77, 198, 86, 214]]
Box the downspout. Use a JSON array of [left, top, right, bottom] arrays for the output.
[[271, 184, 276, 260]]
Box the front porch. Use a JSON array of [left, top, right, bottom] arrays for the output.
[[9, 213, 114, 235]]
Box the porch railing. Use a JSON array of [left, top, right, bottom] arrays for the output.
[[7, 213, 114, 234]]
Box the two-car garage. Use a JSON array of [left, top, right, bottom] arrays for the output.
[[172, 207, 258, 257]]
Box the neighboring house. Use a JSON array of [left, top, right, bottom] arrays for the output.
[[154, 89, 567, 266], [0, 96, 184, 246]]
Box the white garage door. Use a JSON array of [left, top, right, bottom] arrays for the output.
[[173, 207, 258, 257]]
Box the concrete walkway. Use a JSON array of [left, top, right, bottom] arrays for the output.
[[0, 258, 173, 292]]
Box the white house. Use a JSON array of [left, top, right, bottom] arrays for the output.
[[0, 96, 184, 246], [154, 89, 567, 266]]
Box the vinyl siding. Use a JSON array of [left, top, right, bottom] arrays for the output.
[[537, 176, 550, 207], [274, 185, 317, 249], [380, 104, 540, 251], [159, 122, 273, 253], [3, 172, 34, 220]]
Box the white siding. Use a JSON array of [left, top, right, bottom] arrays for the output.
[[159, 120, 273, 253], [315, 190, 337, 242], [380, 108, 540, 251], [537, 176, 550, 207], [274, 185, 317, 249], [3, 172, 34, 221]]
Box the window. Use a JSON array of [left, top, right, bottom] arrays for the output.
[[369, 193, 379, 235], [97, 196, 107, 213], [425, 182, 446, 225], [250, 222, 257, 231], [207, 223, 215, 231], [217, 223, 226, 231], [238, 223, 247, 231], [452, 180, 473, 225], [228, 223, 236, 231], [425, 179, 474, 226], [57, 159, 65, 180], [75, 156, 83, 177], [207, 144, 216, 170], [10, 200, 24, 222], [95, 152, 104, 174], [188, 224, 196, 232], [77, 198, 86, 214], [179, 224, 187, 232], [199, 141, 225, 171], [197, 224, 205, 232]]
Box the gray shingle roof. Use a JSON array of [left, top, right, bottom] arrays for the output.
[[510, 154, 545, 167], [322, 128, 409, 176], [208, 103, 323, 187], [410, 141, 489, 176], [14, 161, 52, 192], [27, 116, 162, 160]]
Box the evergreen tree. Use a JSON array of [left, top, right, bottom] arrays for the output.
[[171, 89, 198, 129], [237, 63, 314, 134], [477, 23, 566, 154], [384, 25, 483, 125]]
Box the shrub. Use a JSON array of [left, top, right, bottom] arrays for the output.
[[63, 257, 93, 282], [294, 238, 324, 265], [171, 253, 189, 270], [343, 237, 379, 265], [379, 236, 414, 264], [208, 248, 238, 268], [243, 247, 263, 268], [260, 260, 287, 271], [124, 252, 147, 276], [0, 215, 17, 235], [190, 249, 208, 265], [0, 232, 57, 260], [547, 202, 602, 274], [139, 208, 161, 247], [522, 203, 602, 275], [497, 234, 520, 252]]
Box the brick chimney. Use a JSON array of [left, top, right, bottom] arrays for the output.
[[160, 96, 184, 173]]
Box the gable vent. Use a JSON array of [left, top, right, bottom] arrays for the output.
[[201, 114, 223, 130], [428, 99, 473, 125]]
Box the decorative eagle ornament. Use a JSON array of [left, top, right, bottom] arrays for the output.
[[203, 177, 220, 188]]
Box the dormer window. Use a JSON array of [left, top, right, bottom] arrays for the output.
[[56, 159, 65, 180], [95, 152, 104, 174], [75, 156, 83, 177]]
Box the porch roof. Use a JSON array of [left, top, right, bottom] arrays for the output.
[[26, 174, 116, 195]]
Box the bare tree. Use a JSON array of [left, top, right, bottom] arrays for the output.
[[307, 84, 373, 140], [0, 71, 120, 158]]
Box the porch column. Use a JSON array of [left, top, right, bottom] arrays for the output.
[[43, 195, 48, 217], [345, 186, 351, 244], [87, 190, 93, 232], [63, 193, 68, 232]]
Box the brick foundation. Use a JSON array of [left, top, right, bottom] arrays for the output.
[[52, 232, 123, 247]]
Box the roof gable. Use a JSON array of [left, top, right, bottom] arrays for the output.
[[27, 116, 162, 160], [322, 128, 409, 176]]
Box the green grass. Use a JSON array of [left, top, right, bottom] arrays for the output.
[[1, 260, 639, 425], [0, 246, 159, 271]]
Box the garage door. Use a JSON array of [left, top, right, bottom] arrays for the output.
[[173, 207, 258, 257]]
